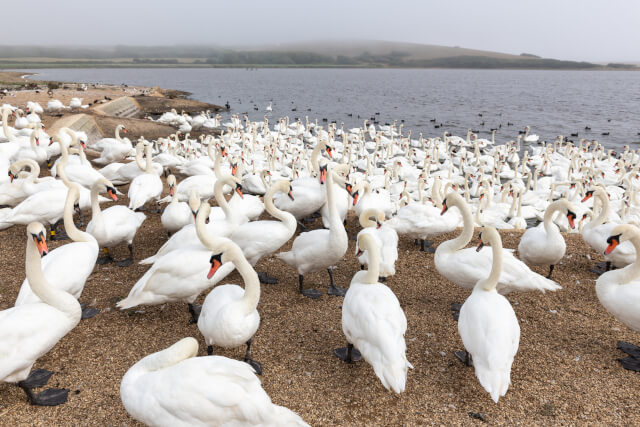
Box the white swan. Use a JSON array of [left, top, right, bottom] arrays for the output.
[[597, 224, 640, 370], [0, 222, 81, 406], [335, 232, 412, 393], [436, 192, 561, 294], [356, 208, 398, 279], [277, 164, 350, 298], [15, 184, 99, 314], [518, 199, 576, 278], [582, 187, 635, 270], [120, 337, 309, 427], [128, 143, 163, 210], [458, 226, 520, 403], [92, 124, 133, 165], [229, 180, 297, 284], [87, 178, 146, 267], [160, 175, 192, 236], [116, 201, 235, 318], [197, 235, 262, 373], [138, 175, 246, 265]]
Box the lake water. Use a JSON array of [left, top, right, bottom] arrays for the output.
[[23, 68, 640, 149]]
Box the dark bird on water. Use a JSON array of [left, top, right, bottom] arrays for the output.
[[602, 132, 610, 136]]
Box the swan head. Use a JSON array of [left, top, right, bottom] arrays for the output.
[[605, 224, 638, 255], [206, 239, 241, 279], [27, 222, 48, 256], [319, 164, 328, 185], [189, 190, 201, 220], [95, 178, 118, 201], [167, 175, 177, 196]]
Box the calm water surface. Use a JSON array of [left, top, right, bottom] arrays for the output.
[[24, 68, 640, 149]]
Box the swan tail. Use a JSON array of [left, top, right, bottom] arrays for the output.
[[116, 269, 154, 309], [276, 250, 296, 267], [530, 276, 562, 293], [373, 357, 412, 394], [476, 365, 511, 404], [272, 406, 311, 427]]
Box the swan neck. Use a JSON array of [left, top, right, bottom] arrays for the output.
[[363, 241, 381, 284], [448, 196, 474, 251], [26, 236, 81, 320], [479, 231, 502, 291], [64, 187, 91, 243]]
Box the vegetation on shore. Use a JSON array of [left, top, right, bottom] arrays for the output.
[[0, 44, 636, 70]]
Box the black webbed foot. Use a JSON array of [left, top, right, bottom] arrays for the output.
[[327, 284, 347, 297], [257, 271, 278, 284], [451, 302, 463, 321], [301, 288, 323, 299], [19, 369, 53, 388], [188, 303, 201, 324], [333, 345, 362, 363], [244, 358, 263, 375], [455, 350, 473, 366]]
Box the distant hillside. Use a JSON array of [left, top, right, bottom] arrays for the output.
[[0, 41, 635, 70]]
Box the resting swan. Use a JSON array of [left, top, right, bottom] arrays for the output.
[[0, 222, 81, 406], [335, 232, 412, 393], [277, 164, 349, 298], [15, 184, 99, 320], [457, 226, 520, 403], [197, 230, 262, 373], [436, 192, 561, 295], [120, 337, 309, 427], [596, 224, 640, 370], [518, 199, 576, 278]]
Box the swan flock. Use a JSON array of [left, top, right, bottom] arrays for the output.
[[2, 99, 640, 424]]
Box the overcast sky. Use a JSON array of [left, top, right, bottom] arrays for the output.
[[3, 0, 639, 62]]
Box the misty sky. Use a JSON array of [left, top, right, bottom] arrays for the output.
[[3, 0, 640, 62]]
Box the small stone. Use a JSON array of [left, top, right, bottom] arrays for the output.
[[574, 356, 580, 362], [550, 309, 558, 314], [305, 371, 311, 377], [440, 351, 446, 357], [576, 280, 580, 285]]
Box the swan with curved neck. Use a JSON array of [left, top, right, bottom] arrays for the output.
[[1, 222, 81, 406], [198, 201, 263, 372], [120, 337, 310, 426], [596, 224, 640, 370], [518, 199, 576, 278], [15, 183, 98, 309], [457, 226, 520, 403], [356, 208, 399, 278], [117, 200, 236, 317], [436, 191, 561, 294], [128, 143, 163, 210], [229, 180, 297, 284], [139, 175, 246, 265]]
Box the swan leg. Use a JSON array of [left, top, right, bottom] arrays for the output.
[[17, 382, 69, 406], [115, 244, 134, 267], [19, 369, 53, 388], [454, 350, 473, 366], [257, 271, 278, 285], [547, 264, 555, 279], [299, 274, 322, 299], [333, 343, 362, 363], [420, 239, 436, 253], [49, 220, 68, 241], [378, 276, 387, 282], [188, 303, 201, 323], [617, 341, 640, 371], [96, 248, 114, 265], [343, 218, 348, 231], [327, 268, 346, 296], [207, 345, 214, 355], [243, 339, 262, 375], [79, 303, 99, 320], [296, 221, 309, 232], [451, 302, 462, 321]]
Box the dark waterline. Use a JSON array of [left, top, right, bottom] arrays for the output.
[[22, 68, 640, 150]]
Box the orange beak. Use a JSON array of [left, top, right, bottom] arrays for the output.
[[326, 146, 333, 158], [169, 186, 175, 196], [122, 128, 127, 134], [582, 192, 593, 203], [320, 167, 327, 184], [604, 238, 619, 255], [352, 191, 359, 206], [441, 202, 448, 215], [33, 234, 48, 256], [567, 212, 576, 229], [107, 188, 118, 201], [235, 185, 244, 199], [288, 189, 294, 201], [207, 254, 222, 279], [476, 238, 485, 252], [8, 171, 15, 183], [231, 165, 238, 176], [345, 183, 353, 195], [35, 138, 40, 146]]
